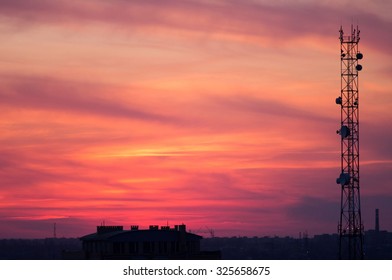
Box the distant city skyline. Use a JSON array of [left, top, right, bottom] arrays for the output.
[[0, 0, 391, 239]]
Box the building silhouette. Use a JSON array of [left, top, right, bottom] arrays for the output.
[[79, 224, 220, 259], [1, 210, 389, 259]]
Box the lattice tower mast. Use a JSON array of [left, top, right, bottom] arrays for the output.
[[336, 25, 364, 259]]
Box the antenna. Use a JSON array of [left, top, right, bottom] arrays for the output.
[[336, 25, 364, 259], [53, 223, 57, 239], [205, 226, 215, 238], [193, 226, 215, 238]]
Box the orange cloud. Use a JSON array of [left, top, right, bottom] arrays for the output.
[[0, 0, 391, 238]]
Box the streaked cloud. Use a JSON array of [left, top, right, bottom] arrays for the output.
[[0, 0, 390, 238], [1, 0, 390, 53], [0, 75, 176, 123]]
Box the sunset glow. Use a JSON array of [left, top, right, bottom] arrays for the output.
[[0, 0, 391, 238]]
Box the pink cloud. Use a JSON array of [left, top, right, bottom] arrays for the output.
[[0, 0, 390, 54], [0, 1, 391, 238], [0, 75, 176, 123]]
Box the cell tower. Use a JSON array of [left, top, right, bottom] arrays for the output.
[[336, 25, 364, 259]]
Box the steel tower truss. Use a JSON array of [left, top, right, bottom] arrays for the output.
[[336, 25, 364, 259]]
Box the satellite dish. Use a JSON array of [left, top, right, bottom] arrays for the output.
[[356, 53, 363, 59], [339, 125, 350, 139], [335, 96, 342, 105], [336, 172, 350, 186], [356, 64, 363, 71]]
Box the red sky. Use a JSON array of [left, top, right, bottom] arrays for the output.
[[0, 0, 391, 238]]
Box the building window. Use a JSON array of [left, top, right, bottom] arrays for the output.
[[129, 242, 137, 254], [143, 242, 151, 253], [171, 242, 175, 253], [114, 242, 125, 255]]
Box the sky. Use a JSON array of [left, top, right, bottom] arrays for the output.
[[0, 0, 391, 239]]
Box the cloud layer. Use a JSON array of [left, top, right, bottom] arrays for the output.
[[1, 0, 391, 53], [0, 0, 391, 238]]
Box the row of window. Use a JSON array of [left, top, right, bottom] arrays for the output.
[[84, 241, 198, 255]]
